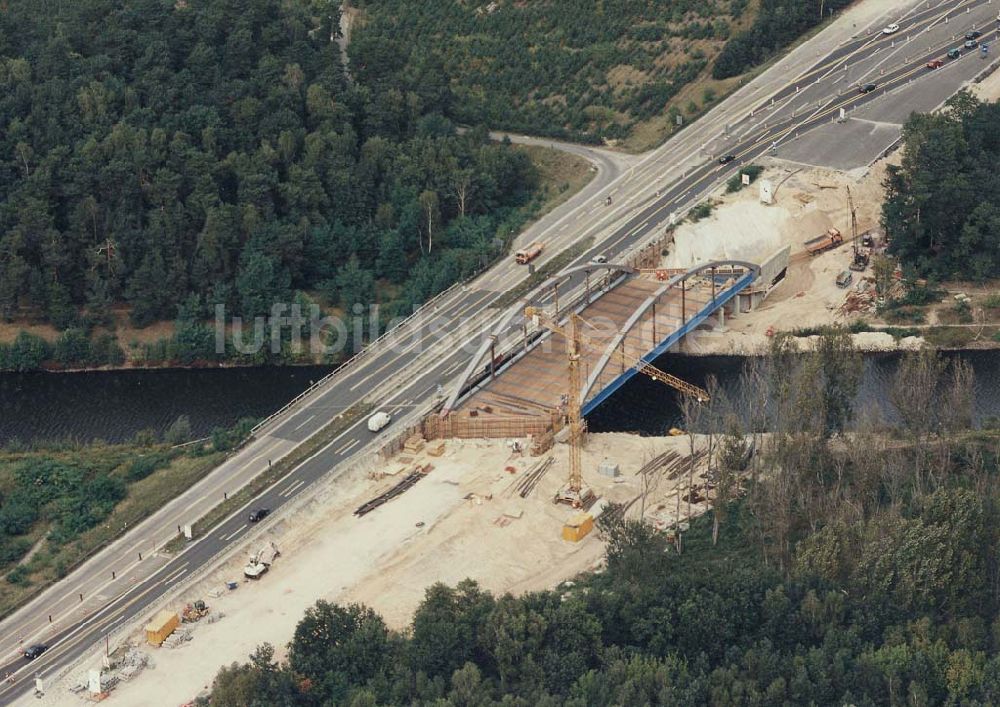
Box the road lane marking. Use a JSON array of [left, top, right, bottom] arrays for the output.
[[160, 563, 190, 586], [335, 439, 361, 456], [293, 414, 316, 431], [222, 524, 247, 542], [281, 479, 307, 497]]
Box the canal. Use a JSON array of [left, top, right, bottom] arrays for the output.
[[1, 351, 998, 445]]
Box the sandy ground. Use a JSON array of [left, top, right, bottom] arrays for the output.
[[666, 60, 1000, 356], [40, 432, 710, 706], [971, 63, 1000, 102], [665, 156, 933, 355]]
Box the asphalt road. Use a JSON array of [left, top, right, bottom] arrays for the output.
[[3, 0, 996, 701]]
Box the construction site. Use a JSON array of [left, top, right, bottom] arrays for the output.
[[47, 427, 729, 706], [37, 64, 1000, 707]]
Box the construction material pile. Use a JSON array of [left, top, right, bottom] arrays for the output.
[[505, 457, 555, 499], [355, 464, 432, 517], [635, 449, 708, 481], [162, 628, 192, 649], [116, 647, 151, 681]]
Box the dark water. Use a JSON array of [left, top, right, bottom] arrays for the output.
[[2, 352, 999, 445], [588, 350, 1000, 435], [0, 366, 333, 444]]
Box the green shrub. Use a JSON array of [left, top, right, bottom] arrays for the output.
[[6, 566, 30, 587], [165, 415, 193, 445], [726, 164, 764, 193], [688, 201, 714, 222], [127, 455, 163, 482], [53, 328, 91, 366], [0, 538, 32, 566]]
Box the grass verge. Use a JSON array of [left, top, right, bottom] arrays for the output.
[[0, 445, 226, 620]]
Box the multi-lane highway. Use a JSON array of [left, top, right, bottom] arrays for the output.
[[3, 0, 997, 701]]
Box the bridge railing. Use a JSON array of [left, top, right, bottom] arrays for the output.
[[249, 278, 466, 437]]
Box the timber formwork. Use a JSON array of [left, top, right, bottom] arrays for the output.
[[446, 274, 730, 439]]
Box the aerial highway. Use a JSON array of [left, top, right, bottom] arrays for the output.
[[2, 0, 996, 701]]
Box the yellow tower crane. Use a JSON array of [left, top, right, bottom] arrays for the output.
[[524, 306, 708, 507]]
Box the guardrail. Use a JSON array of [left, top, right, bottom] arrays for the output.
[[67, 397, 443, 697], [249, 278, 466, 437]]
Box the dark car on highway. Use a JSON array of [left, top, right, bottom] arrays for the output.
[[248, 508, 270, 523], [948, 48, 962, 59], [23, 644, 48, 660], [966, 30, 982, 40], [859, 83, 877, 94], [718, 154, 736, 165]]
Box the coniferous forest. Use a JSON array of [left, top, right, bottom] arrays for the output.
[[0, 0, 536, 350]]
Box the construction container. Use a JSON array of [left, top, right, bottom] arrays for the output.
[[562, 513, 594, 542], [145, 609, 179, 647], [597, 461, 620, 478]]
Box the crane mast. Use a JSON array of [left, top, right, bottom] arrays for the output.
[[524, 306, 707, 507]]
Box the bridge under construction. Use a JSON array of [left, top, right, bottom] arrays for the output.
[[426, 258, 771, 441]]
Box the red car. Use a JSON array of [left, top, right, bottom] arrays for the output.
[[926, 58, 944, 69]]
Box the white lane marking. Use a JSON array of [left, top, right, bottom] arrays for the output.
[[281, 479, 306, 498], [335, 438, 361, 456], [161, 563, 190, 585], [293, 414, 316, 431], [223, 524, 248, 542]]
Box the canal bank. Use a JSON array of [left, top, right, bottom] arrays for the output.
[[3, 351, 1000, 446]]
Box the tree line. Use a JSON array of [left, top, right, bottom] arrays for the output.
[[712, 0, 853, 79], [203, 336, 1000, 706], [0, 0, 537, 350], [884, 91, 1000, 281]]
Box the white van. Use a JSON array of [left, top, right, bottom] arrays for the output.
[[367, 411, 392, 433]]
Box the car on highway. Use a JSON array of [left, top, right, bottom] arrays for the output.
[[718, 154, 736, 165], [926, 58, 944, 69], [882, 23, 900, 35], [966, 30, 982, 40], [590, 254, 608, 264], [859, 83, 877, 94], [965, 39, 980, 49], [948, 48, 962, 59], [23, 644, 48, 660], [367, 410, 392, 432], [248, 508, 270, 523]]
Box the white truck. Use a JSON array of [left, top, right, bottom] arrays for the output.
[[243, 541, 280, 579], [367, 411, 391, 433]]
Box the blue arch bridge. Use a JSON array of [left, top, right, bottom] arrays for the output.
[[427, 258, 774, 440]]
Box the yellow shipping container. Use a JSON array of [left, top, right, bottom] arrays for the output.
[[562, 513, 594, 542], [145, 609, 179, 647]]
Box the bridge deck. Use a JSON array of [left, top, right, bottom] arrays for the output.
[[455, 275, 722, 426]]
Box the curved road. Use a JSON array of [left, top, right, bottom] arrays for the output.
[[3, 0, 997, 701]]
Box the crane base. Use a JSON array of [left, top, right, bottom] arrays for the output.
[[554, 484, 595, 509]]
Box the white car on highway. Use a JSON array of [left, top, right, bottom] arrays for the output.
[[367, 411, 392, 432], [882, 23, 900, 35]]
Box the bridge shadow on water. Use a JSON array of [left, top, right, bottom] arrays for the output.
[[586, 350, 1000, 436]]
